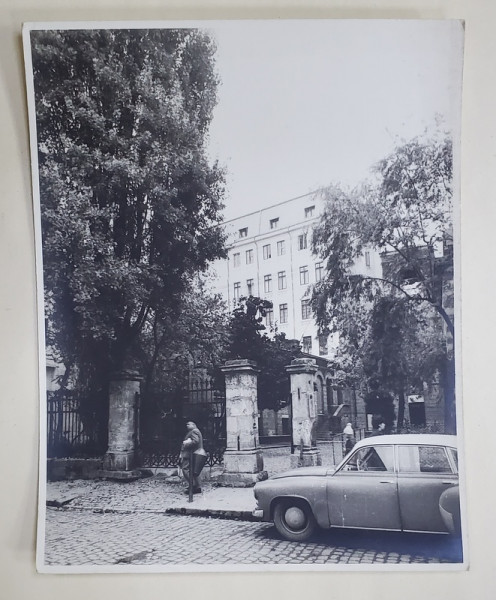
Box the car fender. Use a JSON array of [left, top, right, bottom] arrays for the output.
[[439, 484, 461, 535]]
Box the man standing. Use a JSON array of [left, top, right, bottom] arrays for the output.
[[180, 421, 207, 494]]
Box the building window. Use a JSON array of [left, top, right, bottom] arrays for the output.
[[264, 274, 272, 293], [299, 265, 309, 285], [319, 334, 328, 356], [315, 262, 324, 282], [278, 271, 287, 290], [298, 234, 307, 250], [233, 253, 240, 267], [302, 336, 312, 353], [239, 227, 248, 238], [233, 282, 241, 301], [279, 303, 288, 324], [265, 308, 274, 327], [270, 218, 279, 229], [305, 205, 315, 218], [365, 251, 371, 267], [263, 244, 272, 260], [277, 240, 285, 256], [301, 299, 312, 320], [246, 249, 253, 264], [247, 278, 254, 296]]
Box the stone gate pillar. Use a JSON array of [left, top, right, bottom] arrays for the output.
[[101, 371, 142, 480], [286, 358, 322, 468], [220, 359, 267, 486]]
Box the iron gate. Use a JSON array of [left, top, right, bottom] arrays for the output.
[[136, 378, 226, 469]]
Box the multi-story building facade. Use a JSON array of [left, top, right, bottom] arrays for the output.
[[210, 190, 381, 358]]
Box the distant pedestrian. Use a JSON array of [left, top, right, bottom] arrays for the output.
[[179, 421, 207, 494], [343, 422, 355, 454]]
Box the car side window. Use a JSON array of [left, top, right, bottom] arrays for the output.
[[398, 445, 453, 473], [341, 446, 394, 472]]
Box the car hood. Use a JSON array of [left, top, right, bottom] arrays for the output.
[[271, 466, 334, 479]]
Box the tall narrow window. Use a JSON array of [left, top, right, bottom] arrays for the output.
[[239, 227, 248, 238], [263, 244, 272, 259], [305, 205, 315, 218], [299, 265, 309, 285], [247, 278, 254, 296], [246, 249, 254, 264], [279, 303, 288, 324], [233, 282, 241, 301], [315, 262, 323, 281], [264, 274, 272, 293], [301, 299, 312, 320], [277, 240, 286, 256], [365, 251, 371, 267], [265, 308, 274, 327], [270, 218, 279, 229], [298, 234, 307, 250], [278, 271, 287, 290], [233, 253, 240, 267]]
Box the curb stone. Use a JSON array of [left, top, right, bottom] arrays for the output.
[[164, 506, 262, 521], [46, 502, 260, 522]]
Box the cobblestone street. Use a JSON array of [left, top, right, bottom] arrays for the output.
[[44, 507, 463, 568]]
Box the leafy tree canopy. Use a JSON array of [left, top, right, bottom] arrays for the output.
[[311, 133, 455, 431], [226, 297, 303, 410], [312, 133, 453, 338], [32, 29, 227, 393]]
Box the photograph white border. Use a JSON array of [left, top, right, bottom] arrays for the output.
[[23, 18, 468, 575]]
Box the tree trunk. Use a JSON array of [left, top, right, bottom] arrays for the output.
[[397, 387, 405, 430], [442, 357, 456, 434]]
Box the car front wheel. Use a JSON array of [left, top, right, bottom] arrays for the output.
[[273, 499, 316, 542]]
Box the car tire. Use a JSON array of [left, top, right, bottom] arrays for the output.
[[273, 498, 316, 542]]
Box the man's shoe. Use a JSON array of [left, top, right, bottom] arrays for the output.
[[193, 487, 202, 494]]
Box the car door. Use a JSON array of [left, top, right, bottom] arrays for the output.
[[327, 444, 401, 530], [397, 444, 458, 533]]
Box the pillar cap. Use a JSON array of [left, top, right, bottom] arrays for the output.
[[285, 358, 318, 374], [221, 359, 259, 374]]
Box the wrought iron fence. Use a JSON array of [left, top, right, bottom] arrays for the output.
[[47, 390, 107, 458]]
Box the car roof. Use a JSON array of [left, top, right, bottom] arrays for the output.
[[353, 434, 457, 449]]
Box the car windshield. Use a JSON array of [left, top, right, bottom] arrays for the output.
[[340, 445, 394, 472]]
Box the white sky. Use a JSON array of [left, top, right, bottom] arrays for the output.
[[206, 20, 464, 221]]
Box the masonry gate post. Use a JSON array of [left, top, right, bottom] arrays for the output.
[[219, 359, 267, 486], [101, 371, 142, 480], [286, 358, 322, 468]]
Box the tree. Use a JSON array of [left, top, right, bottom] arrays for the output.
[[312, 133, 456, 431], [362, 297, 447, 429], [139, 280, 230, 397], [225, 297, 303, 410], [31, 29, 227, 403]]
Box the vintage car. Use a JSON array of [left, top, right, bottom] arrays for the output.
[[253, 434, 461, 541]]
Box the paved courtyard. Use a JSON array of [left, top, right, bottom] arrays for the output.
[[44, 507, 463, 568]]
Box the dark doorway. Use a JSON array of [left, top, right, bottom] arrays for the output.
[[409, 402, 426, 426]]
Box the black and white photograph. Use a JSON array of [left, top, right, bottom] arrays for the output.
[[23, 19, 466, 573]]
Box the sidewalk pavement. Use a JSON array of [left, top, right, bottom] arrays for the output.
[[45, 443, 342, 521], [45, 472, 261, 521]]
